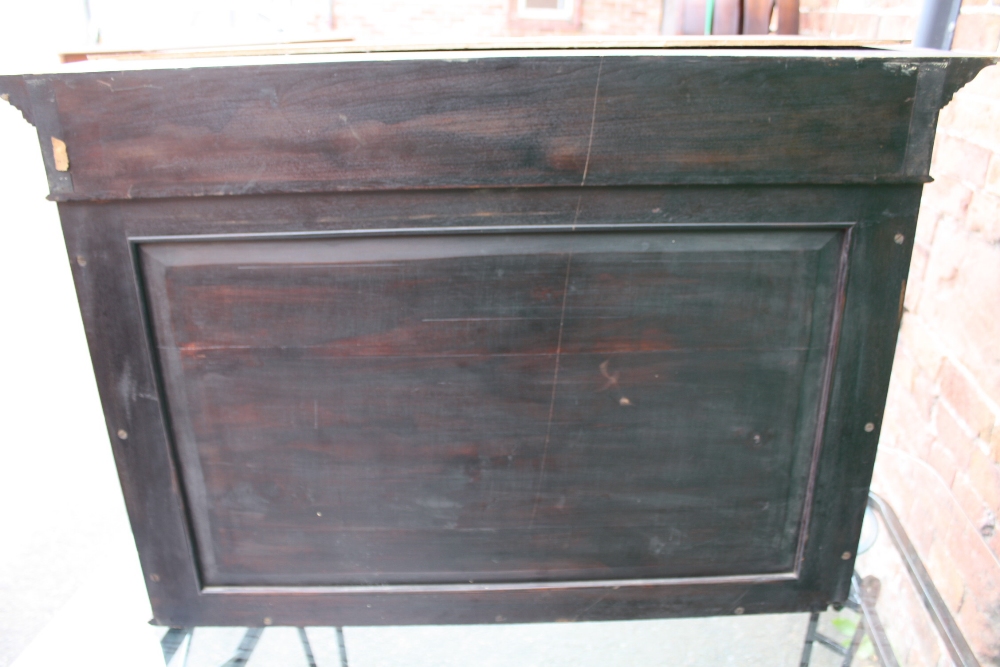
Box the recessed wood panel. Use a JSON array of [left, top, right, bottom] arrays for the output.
[[140, 229, 844, 587]]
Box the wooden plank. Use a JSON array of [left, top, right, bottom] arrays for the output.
[[1, 54, 974, 201]]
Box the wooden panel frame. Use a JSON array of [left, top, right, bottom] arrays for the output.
[[56, 183, 918, 626], [136, 226, 845, 587]]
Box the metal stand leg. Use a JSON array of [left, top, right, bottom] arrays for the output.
[[160, 627, 192, 665], [799, 611, 821, 667], [800, 573, 900, 667], [336, 626, 350, 667], [297, 628, 318, 667], [841, 616, 867, 667], [221, 627, 263, 667], [855, 574, 899, 667]]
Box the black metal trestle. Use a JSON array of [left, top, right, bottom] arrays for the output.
[[161, 626, 348, 667], [799, 573, 898, 667]]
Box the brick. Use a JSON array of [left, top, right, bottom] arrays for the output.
[[922, 216, 965, 285], [799, 11, 834, 35], [943, 95, 1000, 154], [831, 13, 880, 38], [943, 509, 1000, 603], [987, 153, 1000, 197], [992, 425, 1000, 465], [955, 588, 1000, 665], [938, 101, 958, 130], [914, 203, 941, 249], [939, 359, 997, 439], [890, 346, 918, 395], [969, 446, 1000, 513], [937, 401, 977, 468], [901, 643, 935, 667], [920, 175, 973, 220], [882, 375, 935, 459], [912, 369, 940, 421], [899, 317, 945, 379], [580, 0, 662, 34], [959, 63, 1000, 97], [927, 541, 965, 612], [333, 0, 509, 39], [871, 452, 931, 550], [918, 470, 968, 552], [903, 244, 928, 312], [865, 0, 916, 10], [928, 438, 959, 486], [876, 14, 915, 40], [952, 12, 1000, 53], [798, 0, 837, 12], [919, 218, 1000, 407], [931, 135, 992, 187], [952, 470, 995, 536], [967, 190, 1000, 243]]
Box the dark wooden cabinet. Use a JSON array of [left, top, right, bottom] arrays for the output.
[[2, 44, 992, 628]]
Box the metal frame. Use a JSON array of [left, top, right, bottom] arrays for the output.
[[866, 493, 981, 667], [158, 492, 978, 666], [799, 573, 898, 667]]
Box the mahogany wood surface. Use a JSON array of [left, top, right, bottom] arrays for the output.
[[140, 229, 842, 587], [2, 47, 994, 626], [0, 51, 991, 201]]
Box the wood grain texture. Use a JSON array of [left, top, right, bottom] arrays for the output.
[[139, 230, 843, 587], [54, 183, 919, 625], [17, 46, 986, 627], [0, 52, 990, 201]]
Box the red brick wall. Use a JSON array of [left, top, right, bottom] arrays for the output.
[[803, 2, 1000, 663], [331, 0, 509, 40], [579, 0, 662, 34], [330, 0, 661, 39], [799, 0, 919, 40]]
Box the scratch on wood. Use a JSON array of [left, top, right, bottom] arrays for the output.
[[571, 590, 612, 621], [96, 79, 163, 92], [339, 113, 364, 149], [599, 359, 619, 391], [423, 317, 547, 322], [529, 253, 573, 529], [571, 57, 603, 232], [599, 359, 631, 405], [51, 137, 69, 171], [580, 57, 603, 187]]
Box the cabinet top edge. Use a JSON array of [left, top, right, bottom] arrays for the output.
[[1, 42, 996, 77]]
